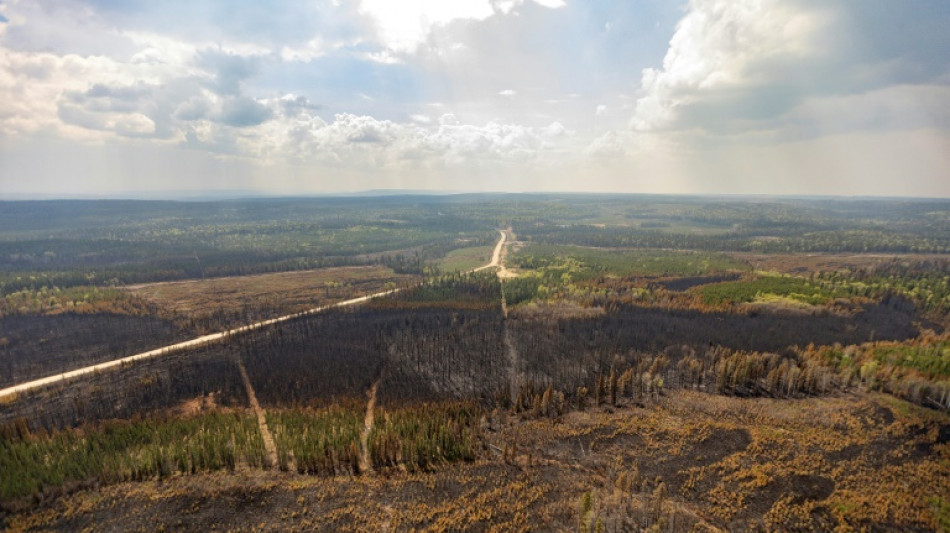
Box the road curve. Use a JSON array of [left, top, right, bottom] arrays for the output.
[[0, 230, 508, 400]]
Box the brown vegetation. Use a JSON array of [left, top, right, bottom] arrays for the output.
[[4, 390, 947, 532], [130, 265, 418, 332]]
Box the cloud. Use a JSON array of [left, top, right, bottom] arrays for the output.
[[278, 94, 321, 117], [0, 1, 138, 58], [360, 0, 495, 52], [630, 0, 950, 137], [491, 0, 567, 15], [410, 0, 675, 126], [213, 96, 274, 127], [57, 101, 156, 136], [265, 112, 570, 172], [1, 0, 949, 197], [56, 82, 159, 136], [439, 113, 460, 126], [330, 113, 396, 144], [585, 130, 628, 158], [173, 96, 211, 121], [197, 49, 263, 95], [543, 121, 565, 137], [631, 0, 832, 132], [360, 0, 571, 56]]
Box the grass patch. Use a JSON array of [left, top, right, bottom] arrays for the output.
[[437, 245, 494, 273]]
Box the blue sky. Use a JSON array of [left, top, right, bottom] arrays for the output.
[[0, 0, 948, 197]]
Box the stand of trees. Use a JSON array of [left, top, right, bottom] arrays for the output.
[[0, 412, 266, 504], [268, 402, 480, 476]]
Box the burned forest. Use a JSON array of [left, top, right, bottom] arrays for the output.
[[2, 195, 949, 532]]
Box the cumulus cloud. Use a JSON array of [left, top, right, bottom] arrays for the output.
[[630, 0, 950, 138], [259, 111, 572, 173], [328, 114, 397, 144], [543, 121, 566, 137], [631, 0, 832, 132]]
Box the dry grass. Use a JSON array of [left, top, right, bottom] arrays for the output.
[[438, 246, 494, 273], [128, 266, 418, 318]]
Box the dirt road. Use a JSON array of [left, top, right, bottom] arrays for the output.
[[474, 230, 507, 272]]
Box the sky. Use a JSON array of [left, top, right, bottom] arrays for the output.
[[0, 0, 948, 198]]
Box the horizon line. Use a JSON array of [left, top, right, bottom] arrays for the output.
[[2, 190, 950, 202]]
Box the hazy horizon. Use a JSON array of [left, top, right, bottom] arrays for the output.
[[1, 0, 948, 198], [3, 189, 950, 203]]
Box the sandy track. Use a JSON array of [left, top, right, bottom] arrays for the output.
[[358, 380, 379, 475], [237, 357, 279, 469]]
